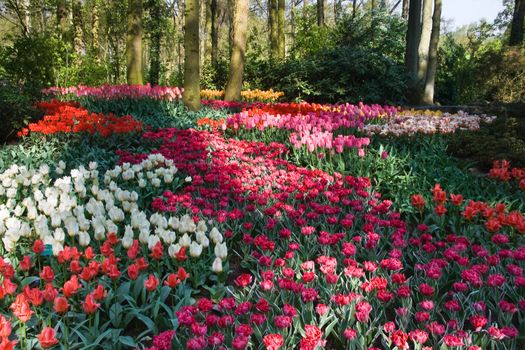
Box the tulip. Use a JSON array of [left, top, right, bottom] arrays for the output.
[[189, 242, 203, 258], [38, 327, 59, 349]]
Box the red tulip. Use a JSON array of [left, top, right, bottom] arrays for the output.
[[10, 294, 33, 323], [82, 294, 100, 314], [145, 274, 159, 292], [53, 297, 70, 314], [38, 327, 59, 349]]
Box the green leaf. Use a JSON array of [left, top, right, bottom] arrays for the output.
[[119, 336, 137, 347]]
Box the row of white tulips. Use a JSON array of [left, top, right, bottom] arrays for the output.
[[0, 154, 227, 272]]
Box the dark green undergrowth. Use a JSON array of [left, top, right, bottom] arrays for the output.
[[448, 114, 525, 170]]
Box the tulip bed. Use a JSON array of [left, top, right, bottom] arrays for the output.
[[0, 85, 524, 350]]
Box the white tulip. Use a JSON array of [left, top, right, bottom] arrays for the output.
[[54, 228, 65, 243], [214, 242, 228, 259], [179, 233, 191, 247], [78, 231, 91, 247], [211, 257, 223, 273], [209, 227, 223, 244], [189, 241, 203, 258]]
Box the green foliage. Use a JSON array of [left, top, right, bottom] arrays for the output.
[[436, 24, 525, 105], [258, 46, 407, 104], [0, 81, 39, 142], [333, 11, 407, 64], [448, 114, 525, 170], [0, 34, 70, 90], [81, 98, 230, 130]]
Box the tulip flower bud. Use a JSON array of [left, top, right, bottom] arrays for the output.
[[212, 257, 223, 273]]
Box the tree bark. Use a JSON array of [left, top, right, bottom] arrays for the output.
[[149, 0, 163, 85], [224, 0, 248, 101], [423, 0, 441, 104], [92, 0, 101, 62], [126, 0, 143, 85], [278, 0, 285, 59], [269, 0, 278, 59], [72, 0, 84, 57], [56, 0, 68, 39], [510, 0, 525, 46], [405, 0, 422, 103], [334, 0, 342, 22], [317, 0, 324, 26], [402, 0, 409, 19], [211, 0, 219, 66], [183, 0, 201, 110], [416, 0, 432, 100], [353, 0, 357, 18]]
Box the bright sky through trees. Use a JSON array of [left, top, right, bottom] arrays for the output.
[[442, 0, 505, 28]]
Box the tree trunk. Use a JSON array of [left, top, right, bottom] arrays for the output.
[[405, 0, 422, 103], [317, 0, 324, 26], [73, 0, 84, 57], [334, 0, 342, 22], [92, 0, 101, 62], [126, 0, 143, 85], [224, 0, 248, 101], [149, 0, 163, 85], [402, 0, 409, 19], [183, 0, 201, 110], [510, 0, 525, 46], [278, 0, 285, 59], [205, 0, 212, 59], [423, 0, 441, 104], [269, 0, 278, 59], [211, 0, 219, 67], [353, 0, 357, 18], [20, 0, 31, 35], [56, 0, 68, 39], [415, 0, 432, 101]]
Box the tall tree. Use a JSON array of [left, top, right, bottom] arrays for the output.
[[277, 0, 285, 59], [92, 0, 101, 62], [416, 0, 432, 89], [423, 0, 441, 103], [224, 0, 248, 100], [72, 0, 84, 56], [317, 0, 324, 26], [510, 0, 525, 46], [126, 0, 143, 84], [405, 0, 421, 103], [146, 0, 164, 85], [334, 0, 342, 21], [402, 0, 409, 19], [56, 0, 68, 38], [210, 0, 219, 66], [183, 0, 201, 110], [269, 0, 278, 59]]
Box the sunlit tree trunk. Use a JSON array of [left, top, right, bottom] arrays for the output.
[[73, 0, 84, 57], [126, 0, 143, 84], [510, 0, 525, 46], [183, 0, 201, 110], [92, 0, 101, 62], [269, 0, 278, 59], [423, 0, 441, 104], [415, 0, 432, 101], [278, 0, 285, 59], [317, 0, 324, 26], [224, 0, 248, 100], [402, 0, 409, 19], [405, 0, 422, 103]]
